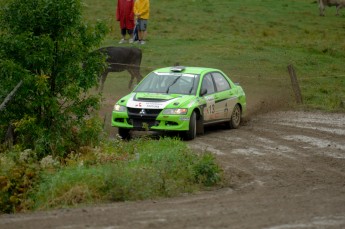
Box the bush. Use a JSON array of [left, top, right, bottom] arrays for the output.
[[31, 138, 222, 210], [0, 138, 222, 212], [193, 153, 222, 186], [0, 149, 40, 213]]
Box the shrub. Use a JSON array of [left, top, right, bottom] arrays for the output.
[[0, 138, 222, 212], [31, 138, 223, 210], [0, 149, 40, 213], [193, 153, 222, 186]]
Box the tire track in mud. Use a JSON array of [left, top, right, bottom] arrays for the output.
[[189, 111, 345, 190], [190, 111, 345, 161]]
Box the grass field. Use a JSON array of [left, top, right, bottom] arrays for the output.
[[83, 0, 345, 132]]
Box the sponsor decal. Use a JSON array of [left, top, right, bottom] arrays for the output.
[[145, 102, 164, 108], [180, 117, 190, 121], [127, 95, 179, 109]]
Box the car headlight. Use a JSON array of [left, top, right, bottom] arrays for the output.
[[113, 104, 127, 112], [163, 108, 188, 115]]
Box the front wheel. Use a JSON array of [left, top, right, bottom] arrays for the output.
[[184, 111, 196, 140], [227, 104, 241, 129], [118, 128, 131, 140]]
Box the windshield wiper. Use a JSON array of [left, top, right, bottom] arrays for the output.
[[166, 75, 182, 93], [188, 75, 196, 94]]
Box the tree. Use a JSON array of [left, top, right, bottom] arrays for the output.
[[0, 0, 108, 157]]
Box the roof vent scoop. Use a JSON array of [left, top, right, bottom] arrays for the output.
[[170, 66, 186, 72]]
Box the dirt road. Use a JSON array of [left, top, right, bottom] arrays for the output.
[[1, 110, 344, 229]]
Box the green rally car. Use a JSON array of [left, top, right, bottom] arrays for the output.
[[112, 66, 246, 140]]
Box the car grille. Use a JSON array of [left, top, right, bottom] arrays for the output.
[[127, 108, 162, 129]]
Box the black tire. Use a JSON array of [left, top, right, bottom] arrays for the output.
[[118, 128, 131, 140], [184, 111, 197, 140], [228, 104, 241, 129]]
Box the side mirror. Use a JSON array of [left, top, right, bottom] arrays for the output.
[[200, 88, 207, 96]]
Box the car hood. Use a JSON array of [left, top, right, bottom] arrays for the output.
[[119, 93, 197, 109]]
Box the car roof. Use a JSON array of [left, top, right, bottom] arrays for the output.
[[153, 66, 220, 75]]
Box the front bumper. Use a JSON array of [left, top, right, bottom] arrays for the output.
[[112, 109, 190, 131]]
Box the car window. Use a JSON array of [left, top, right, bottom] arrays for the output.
[[201, 74, 215, 95], [134, 73, 166, 93], [212, 72, 231, 92], [135, 72, 200, 95]]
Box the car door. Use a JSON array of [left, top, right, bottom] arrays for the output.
[[211, 72, 237, 120]]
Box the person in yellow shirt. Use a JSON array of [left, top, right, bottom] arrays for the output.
[[134, 0, 150, 45]]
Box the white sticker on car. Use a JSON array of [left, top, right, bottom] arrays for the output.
[[180, 117, 190, 121], [126, 95, 178, 109]]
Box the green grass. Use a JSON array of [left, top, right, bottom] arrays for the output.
[[1, 138, 222, 212], [32, 138, 221, 210], [83, 0, 345, 112]]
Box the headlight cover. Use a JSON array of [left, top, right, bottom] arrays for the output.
[[162, 108, 188, 115], [113, 104, 127, 112]]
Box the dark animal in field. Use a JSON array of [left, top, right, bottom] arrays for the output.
[[95, 46, 142, 91], [318, 0, 345, 16]]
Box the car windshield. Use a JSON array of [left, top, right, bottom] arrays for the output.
[[134, 72, 200, 95]]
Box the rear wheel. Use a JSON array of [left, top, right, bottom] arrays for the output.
[[184, 111, 196, 140], [118, 128, 131, 140], [228, 104, 241, 129]]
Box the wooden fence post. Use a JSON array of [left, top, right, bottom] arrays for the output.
[[287, 64, 303, 104]]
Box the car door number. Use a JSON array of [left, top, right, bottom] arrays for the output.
[[204, 96, 216, 120], [224, 102, 229, 113], [208, 104, 215, 114]]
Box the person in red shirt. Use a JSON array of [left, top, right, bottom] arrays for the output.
[[116, 0, 135, 44]]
